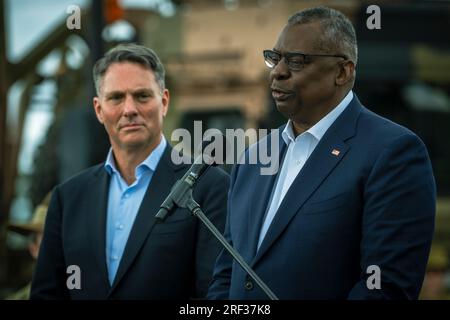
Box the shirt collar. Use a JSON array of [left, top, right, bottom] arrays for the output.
[[104, 135, 167, 176], [282, 90, 354, 145]]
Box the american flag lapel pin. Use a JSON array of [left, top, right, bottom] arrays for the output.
[[331, 149, 340, 156]]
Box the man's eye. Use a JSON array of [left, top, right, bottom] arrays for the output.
[[270, 56, 280, 63], [137, 94, 151, 101], [288, 58, 304, 67], [109, 95, 123, 101]]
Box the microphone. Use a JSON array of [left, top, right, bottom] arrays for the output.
[[155, 133, 226, 221], [154, 132, 279, 300]]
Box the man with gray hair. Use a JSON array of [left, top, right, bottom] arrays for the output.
[[209, 6, 435, 299], [31, 43, 229, 299]]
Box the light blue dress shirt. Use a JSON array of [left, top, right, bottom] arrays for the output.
[[257, 91, 354, 250], [104, 136, 167, 285]]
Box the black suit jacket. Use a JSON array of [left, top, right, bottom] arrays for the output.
[[30, 145, 229, 299]]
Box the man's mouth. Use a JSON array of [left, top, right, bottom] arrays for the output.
[[120, 123, 142, 130], [271, 86, 293, 101]]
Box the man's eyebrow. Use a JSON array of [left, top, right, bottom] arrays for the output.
[[104, 90, 124, 97], [273, 48, 286, 55], [104, 88, 153, 96], [132, 88, 153, 94]]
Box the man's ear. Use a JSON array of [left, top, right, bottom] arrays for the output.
[[336, 60, 355, 86], [162, 89, 170, 117], [93, 97, 104, 124]]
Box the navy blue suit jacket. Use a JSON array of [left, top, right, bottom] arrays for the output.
[[31, 145, 229, 299], [208, 94, 436, 299]]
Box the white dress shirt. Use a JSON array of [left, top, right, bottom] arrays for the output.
[[257, 91, 354, 250]]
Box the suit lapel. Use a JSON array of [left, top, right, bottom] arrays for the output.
[[107, 145, 181, 295], [247, 132, 287, 259], [87, 166, 111, 290], [252, 96, 362, 266]]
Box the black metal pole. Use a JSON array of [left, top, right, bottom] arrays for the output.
[[186, 197, 279, 300], [89, 0, 104, 98], [156, 177, 279, 300], [0, 0, 8, 224], [0, 0, 9, 285]]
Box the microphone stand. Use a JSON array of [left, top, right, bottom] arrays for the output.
[[155, 166, 279, 300]]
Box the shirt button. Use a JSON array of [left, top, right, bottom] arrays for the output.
[[113, 255, 119, 260], [244, 280, 254, 291], [124, 193, 129, 199], [119, 224, 124, 230]]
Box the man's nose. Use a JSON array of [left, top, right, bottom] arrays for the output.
[[270, 58, 290, 81], [123, 94, 138, 116]]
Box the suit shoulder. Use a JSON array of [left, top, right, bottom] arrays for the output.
[[358, 106, 423, 145], [193, 166, 230, 204], [201, 166, 230, 186], [56, 163, 105, 191]]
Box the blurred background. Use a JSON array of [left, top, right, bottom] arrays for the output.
[[0, 0, 449, 299]]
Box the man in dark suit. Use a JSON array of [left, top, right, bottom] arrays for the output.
[[208, 7, 436, 300], [31, 44, 229, 299]]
